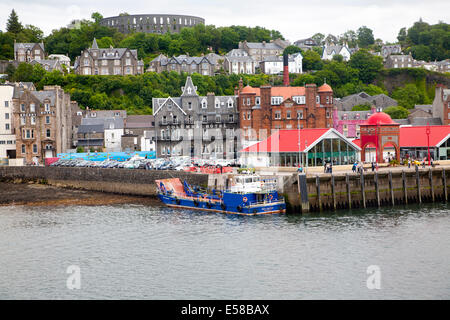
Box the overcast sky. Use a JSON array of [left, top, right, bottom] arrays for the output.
[[0, 0, 448, 43]]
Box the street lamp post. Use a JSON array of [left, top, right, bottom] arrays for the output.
[[426, 122, 431, 166], [298, 118, 301, 168]]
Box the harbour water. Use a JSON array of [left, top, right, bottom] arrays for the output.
[[0, 202, 449, 299]]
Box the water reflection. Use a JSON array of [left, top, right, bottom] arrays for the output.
[[0, 202, 449, 299]]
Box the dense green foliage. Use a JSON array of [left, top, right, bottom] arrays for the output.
[[351, 104, 371, 111], [0, 10, 283, 64], [397, 19, 450, 61], [383, 105, 410, 119]]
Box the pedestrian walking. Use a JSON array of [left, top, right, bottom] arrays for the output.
[[371, 162, 375, 172], [352, 162, 357, 173]]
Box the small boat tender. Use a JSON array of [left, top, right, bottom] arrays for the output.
[[155, 175, 286, 215]]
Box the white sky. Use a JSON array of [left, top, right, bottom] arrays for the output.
[[0, 0, 448, 43]]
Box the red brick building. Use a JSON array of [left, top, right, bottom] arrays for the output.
[[237, 80, 334, 144]]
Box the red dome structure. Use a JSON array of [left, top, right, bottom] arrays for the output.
[[318, 83, 333, 93], [360, 112, 400, 163], [365, 112, 396, 125]]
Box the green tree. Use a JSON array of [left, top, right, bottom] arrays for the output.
[[311, 33, 325, 45], [12, 63, 34, 82], [384, 105, 410, 119], [91, 12, 103, 24], [357, 26, 375, 48], [283, 45, 302, 55], [332, 54, 343, 62], [31, 64, 47, 84], [351, 104, 372, 111], [6, 9, 23, 34], [391, 84, 421, 109], [349, 49, 383, 83], [302, 50, 323, 71], [397, 27, 407, 44]]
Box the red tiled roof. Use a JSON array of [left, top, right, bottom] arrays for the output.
[[240, 85, 306, 100], [241, 86, 260, 95], [318, 83, 333, 92], [399, 126, 450, 147], [271, 87, 306, 100], [241, 129, 329, 153], [352, 126, 450, 148]]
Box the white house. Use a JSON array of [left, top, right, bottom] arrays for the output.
[[103, 118, 124, 152], [224, 49, 256, 74], [48, 54, 71, 69], [0, 84, 16, 159], [260, 52, 303, 75], [322, 43, 352, 61]]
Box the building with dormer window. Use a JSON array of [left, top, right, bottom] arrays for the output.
[[74, 39, 144, 76], [152, 76, 239, 158], [237, 80, 334, 147]]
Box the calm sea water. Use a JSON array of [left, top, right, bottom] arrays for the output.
[[0, 202, 449, 299]]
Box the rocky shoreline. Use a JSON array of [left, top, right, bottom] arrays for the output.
[[0, 182, 160, 207]]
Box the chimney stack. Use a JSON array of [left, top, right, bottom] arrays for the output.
[[283, 53, 289, 86]]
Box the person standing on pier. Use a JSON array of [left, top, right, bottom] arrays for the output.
[[352, 162, 357, 173]]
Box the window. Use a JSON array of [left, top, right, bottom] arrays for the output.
[[247, 111, 251, 120], [21, 144, 25, 154], [215, 99, 220, 108], [21, 104, 25, 112], [271, 96, 283, 105], [227, 99, 234, 108], [255, 97, 260, 105], [187, 102, 192, 110], [247, 98, 251, 105], [228, 114, 234, 123], [316, 96, 320, 103], [202, 115, 207, 123], [216, 115, 221, 123], [5, 124, 9, 130], [293, 96, 305, 104], [21, 117, 26, 125], [5, 113, 9, 120], [46, 129, 51, 138], [286, 111, 291, 119], [25, 129, 31, 139], [274, 111, 281, 119], [45, 103, 50, 112], [31, 116, 36, 125], [201, 100, 207, 108], [4, 101, 8, 107], [29, 104, 35, 112], [297, 110, 303, 119], [33, 144, 38, 154], [326, 111, 330, 118], [243, 112, 246, 120]]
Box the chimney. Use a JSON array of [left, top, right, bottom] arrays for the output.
[[238, 78, 244, 90], [283, 53, 289, 86]]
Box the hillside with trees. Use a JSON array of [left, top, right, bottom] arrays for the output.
[[1, 11, 449, 119]]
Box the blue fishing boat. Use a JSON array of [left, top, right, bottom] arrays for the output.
[[155, 175, 286, 215]]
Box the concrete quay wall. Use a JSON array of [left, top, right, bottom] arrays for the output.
[[0, 166, 208, 197]]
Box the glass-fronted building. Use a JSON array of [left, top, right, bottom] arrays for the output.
[[240, 128, 361, 167]]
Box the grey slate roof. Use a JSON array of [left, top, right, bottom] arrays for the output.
[[82, 117, 124, 129], [125, 115, 155, 128], [226, 49, 249, 57], [245, 42, 283, 50], [161, 55, 214, 66], [14, 42, 45, 52], [30, 59, 60, 70], [30, 91, 56, 105], [395, 117, 442, 126], [77, 124, 104, 134]]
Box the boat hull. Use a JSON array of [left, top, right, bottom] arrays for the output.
[[158, 194, 286, 215]]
